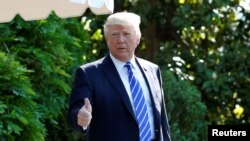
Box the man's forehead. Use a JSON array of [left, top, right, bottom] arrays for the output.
[[108, 24, 134, 31]]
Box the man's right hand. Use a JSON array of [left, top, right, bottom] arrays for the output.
[[77, 98, 92, 129]]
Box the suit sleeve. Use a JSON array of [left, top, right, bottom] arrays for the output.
[[68, 67, 93, 133], [157, 68, 172, 141]]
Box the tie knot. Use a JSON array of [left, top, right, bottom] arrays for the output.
[[124, 62, 132, 70]]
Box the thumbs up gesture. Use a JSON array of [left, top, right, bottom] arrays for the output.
[[77, 98, 92, 130]]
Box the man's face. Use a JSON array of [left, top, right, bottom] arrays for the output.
[[106, 24, 140, 62]]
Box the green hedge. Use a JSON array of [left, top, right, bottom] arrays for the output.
[[0, 52, 45, 141], [0, 14, 96, 140], [162, 70, 207, 141]]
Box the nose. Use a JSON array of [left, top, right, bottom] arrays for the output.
[[117, 34, 125, 43]]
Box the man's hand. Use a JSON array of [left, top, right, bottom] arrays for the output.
[[77, 98, 92, 129]]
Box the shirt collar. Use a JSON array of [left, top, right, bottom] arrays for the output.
[[109, 53, 136, 70]]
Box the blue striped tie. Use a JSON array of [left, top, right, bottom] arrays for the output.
[[124, 62, 151, 141]]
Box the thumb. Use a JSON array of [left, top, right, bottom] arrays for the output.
[[84, 98, 92, 113]]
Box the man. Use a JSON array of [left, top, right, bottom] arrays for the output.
[[68, 12, 171, 141]]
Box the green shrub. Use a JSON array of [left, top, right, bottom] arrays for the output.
[[162, 70, 207, 141], [0, 52, 45, 141], [0, 13, 96, 140]]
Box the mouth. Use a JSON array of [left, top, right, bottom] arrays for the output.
[[117, 47, 126, 50]]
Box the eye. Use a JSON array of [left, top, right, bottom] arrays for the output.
[[111, 33, 118, 37], [124, 32, 131, 36]]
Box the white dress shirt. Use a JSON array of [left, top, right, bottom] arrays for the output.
[[110, 53, 155, 139]]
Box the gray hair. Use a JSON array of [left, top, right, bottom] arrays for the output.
[[103, 12, 141, 38]]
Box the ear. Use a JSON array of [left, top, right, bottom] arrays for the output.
[[136, 37, 141, 46]]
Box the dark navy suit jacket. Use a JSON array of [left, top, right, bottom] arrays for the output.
[[68, 54, 171, 141]]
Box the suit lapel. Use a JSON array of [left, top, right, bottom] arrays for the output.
[[136, 58, 162, 113], [136, 58, 165, 140], [100, 55, 136, 120]]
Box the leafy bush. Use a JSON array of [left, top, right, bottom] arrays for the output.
[[0, 52, 45, 141], [0, 13, 98, 140], [162, 70, 207, 141]]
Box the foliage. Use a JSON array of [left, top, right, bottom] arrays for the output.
[[169, 0, 250, 125], [162, 70, 207, 141], [0, 52, 45, 141], [0, 13, 100, 140]]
